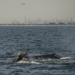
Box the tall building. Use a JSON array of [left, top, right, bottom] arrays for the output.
[[25, 17, 26, 24], [67, 17, 68, 23], [41, 20, 43, 24], [70, 18, 73, 23]]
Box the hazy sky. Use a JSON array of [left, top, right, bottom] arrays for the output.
[[0, 0, 75, 23]]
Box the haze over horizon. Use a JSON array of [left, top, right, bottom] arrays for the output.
[[0, 0, 75, 23]]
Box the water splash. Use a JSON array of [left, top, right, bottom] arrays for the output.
[[0, 57, 75, 64], [17, 57, 75, 64]]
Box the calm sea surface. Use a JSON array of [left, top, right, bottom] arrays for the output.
[[0, 26, 75, 75]]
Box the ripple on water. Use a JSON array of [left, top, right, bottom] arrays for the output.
[[0, 26, 75, 75]]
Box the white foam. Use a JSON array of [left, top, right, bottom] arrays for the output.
[[31, 61, 41, 64], [17, 60, 30, 64], [60, 57, 75, 59], [0, 57, 75, 64], [17, 57, 75, 64], [17, 60, 41, 64]]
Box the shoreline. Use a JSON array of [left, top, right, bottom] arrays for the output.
[[0, 25, 75, 26]]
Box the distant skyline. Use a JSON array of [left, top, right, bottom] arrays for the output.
[[0, 0, 75, 23]]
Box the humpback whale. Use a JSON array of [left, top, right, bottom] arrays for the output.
[[12, 52, 60, 62]]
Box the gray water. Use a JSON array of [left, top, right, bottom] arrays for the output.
[[0, 26, 75, 75]]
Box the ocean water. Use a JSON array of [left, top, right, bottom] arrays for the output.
[[0, 26, 75, 75]]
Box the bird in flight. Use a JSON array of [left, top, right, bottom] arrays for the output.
[[21, 3, 25, 5]]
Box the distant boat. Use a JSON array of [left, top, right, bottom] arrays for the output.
[[21, 3, 25, 5]]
